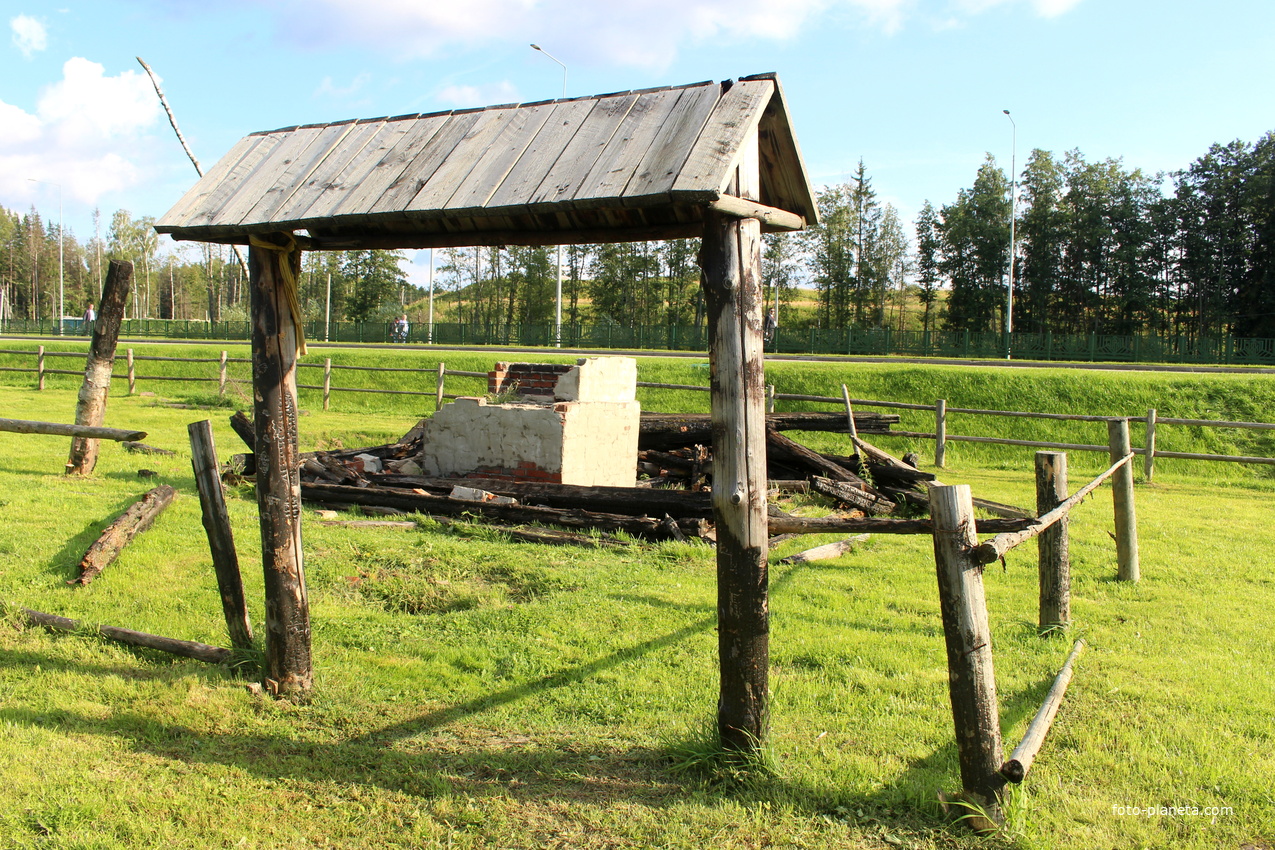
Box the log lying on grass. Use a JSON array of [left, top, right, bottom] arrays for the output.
[[779, 534, 869, 564], [122, 441, 176, 456], [301, 482, 707, 541], [1000, 640, 1086, 784], [14, 604, 231, 664], [0, 418, 146, 442], [70, 485, 176, 586]]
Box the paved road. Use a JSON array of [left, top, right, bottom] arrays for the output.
[[6, 335, 1272, 374]]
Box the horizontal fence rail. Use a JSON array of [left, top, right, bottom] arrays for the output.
[[3, 318, 1274, 366]]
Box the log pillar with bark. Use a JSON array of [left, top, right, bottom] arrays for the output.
[[930, 484, 1004, 827], [67, 259, 133, 475], [700, 130, 769, 753], [249, 236, 312, 698]]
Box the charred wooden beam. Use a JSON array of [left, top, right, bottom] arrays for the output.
[[638, 410, 897, 451], [370, 474, 715, 519], [301, 482, 706, 540]]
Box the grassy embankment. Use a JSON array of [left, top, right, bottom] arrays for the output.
[[0, 341, 1271, 849]]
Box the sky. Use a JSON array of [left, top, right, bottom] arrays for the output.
[[2, 0, 1273, 285]]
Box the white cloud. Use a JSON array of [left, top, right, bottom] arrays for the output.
[[0, 58, 161, 208], [10, 14, 47, 58], [314, 71, 372, 100], [1031, 0, 1082, 16], [950, 0, 1083, 16], [435, 80, 521, 108], [258, 0, 872, 68]]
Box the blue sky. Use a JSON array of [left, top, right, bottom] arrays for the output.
[[2, 0, 1273, 283]]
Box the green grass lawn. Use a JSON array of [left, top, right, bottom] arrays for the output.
[[0, 361, 1271, 848]]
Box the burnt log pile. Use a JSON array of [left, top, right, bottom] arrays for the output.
[[228, 408, 946, 544]]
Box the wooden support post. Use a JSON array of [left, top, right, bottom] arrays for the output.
[[249, 238, 312, 698], [766, 382, 775, 414], [37, 345, 45, 391], [188, 419, 254, 651], [700, 130, 769, 753], [127, 349, 136, 394], [1107, 418, 1140, 582], [218, 350, 228, 397], [929, 484, 1004, 825], [67, 260, 133, 475], [1144, 408, 1157, 483], [935, 398, 947, 468], [1035, 451, 1070, 630], [323, 358, 332, 411], [435, 361, 446, 410]]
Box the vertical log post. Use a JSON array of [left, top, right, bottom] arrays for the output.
[[218, 350, 228, 397], [127, 349, 136, 394], [1035, 451, 1070, 630], [435, 361, 446, 411], [1108, 418, 1140, 582], [930, 484, 1004, 825], [249, 236, 312, 698], [323, 358, 332, 411], [67, 260, 133, 475], [935, 398, 948, 468], [37, 346, 45, 391], [188, 419, 254, 651], [1144, 408, 1157, 483], [766, 383, 775, 414], [700, 131, 769, 752]]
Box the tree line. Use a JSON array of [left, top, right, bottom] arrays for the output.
[[3, 127, 1270, 340], [921, 132, 1275, 340]]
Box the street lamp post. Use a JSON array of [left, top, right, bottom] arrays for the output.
[[29, 178, 64, 335], [1002, 110, 1016, 359], [532, 43, 567, 348]]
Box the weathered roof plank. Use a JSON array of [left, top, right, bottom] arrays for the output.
[[155, 74, 816, 247]]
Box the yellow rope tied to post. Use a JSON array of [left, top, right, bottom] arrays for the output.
[[248, 233, 307, 356]]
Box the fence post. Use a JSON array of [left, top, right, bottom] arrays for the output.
[[323, 358, 332, 411], [218, 350, 228, 397], [1107, 418, 1140, 582], [1144, 408, 1157, 483], [935, 398, 947, 468], [929, 484, 1004, 826], [766, 383, 776, 414], [435, 362, 446, 411], [1036, 451, 1070, 630], [37, 346, 45, 391], [127, 349, 136, 395]]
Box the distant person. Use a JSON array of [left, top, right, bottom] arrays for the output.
[[393, 314, 409, 343], [83, 303, 96, 334], [763, 308, 777, 343]]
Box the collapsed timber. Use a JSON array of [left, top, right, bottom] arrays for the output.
[[225, 410, 1034, 544]]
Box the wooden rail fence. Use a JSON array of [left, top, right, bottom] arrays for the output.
[[5, 346, 1271, 475]]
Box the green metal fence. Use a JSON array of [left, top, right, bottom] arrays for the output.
[[3, 318, 1271, 365]]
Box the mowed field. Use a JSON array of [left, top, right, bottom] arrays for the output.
[[0, 342, 1271, 849]]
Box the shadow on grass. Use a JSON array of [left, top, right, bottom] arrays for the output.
[[0, 557, 1055, 846]]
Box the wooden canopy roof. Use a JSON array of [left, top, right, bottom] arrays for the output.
[[155, 73, 816, 251]]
